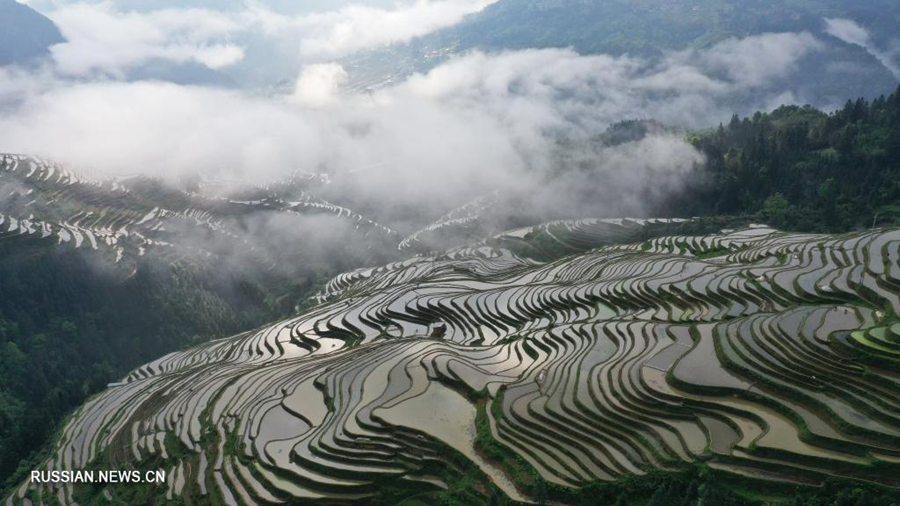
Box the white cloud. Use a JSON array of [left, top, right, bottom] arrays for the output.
[[48, 3, 245, 76], [290, 63, 349, 106], [0, 32, 822, 219], [191, 45, 246, 70], [0, 66, 48, 105], [824, 18, 870, 47], [402, 33, 822, 136], [291, 0, 496, 60], [689, 32, 824, 87], [37, 1, 497, 78], [825, 17, 900, 80]]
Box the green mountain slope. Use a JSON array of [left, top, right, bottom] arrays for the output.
[[0, 156, 399, 487], [417, 0, 900, 57], [679, 84, 900, 230], [346, 0, 900, 108]]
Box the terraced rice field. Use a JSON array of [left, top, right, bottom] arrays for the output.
[[8, 221, 900, 505], [0, 154, 396, 270]]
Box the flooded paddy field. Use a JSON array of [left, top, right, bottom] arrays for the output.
[[10, 221, 900, 505]]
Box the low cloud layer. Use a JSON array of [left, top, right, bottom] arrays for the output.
[[275, 0, 497, 61], [49, 4, 245, 76], [37, 0, 496, 78], [0, 30, 831, 224], [825, 18, 900, 79], [404, 33, 821, 135]]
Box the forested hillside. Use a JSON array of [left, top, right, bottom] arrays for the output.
[[0, 241, 310, 488], [684, 84, 900, 231], [0, 158, 380, 489], [420, 0, 900, 57]]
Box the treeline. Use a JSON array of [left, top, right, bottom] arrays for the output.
[[0, 241, 315, 491], [676, 84, 900, 232]]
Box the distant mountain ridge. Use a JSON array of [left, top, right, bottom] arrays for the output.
[[0, 0, 63, 67], [344, 0, 900, 108]]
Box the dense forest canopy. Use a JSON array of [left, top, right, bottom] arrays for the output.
[[0, 243, 319, 489], [681, 84, 900, 232]]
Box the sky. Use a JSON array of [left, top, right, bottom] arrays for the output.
[[1, 0, 896, 223]]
